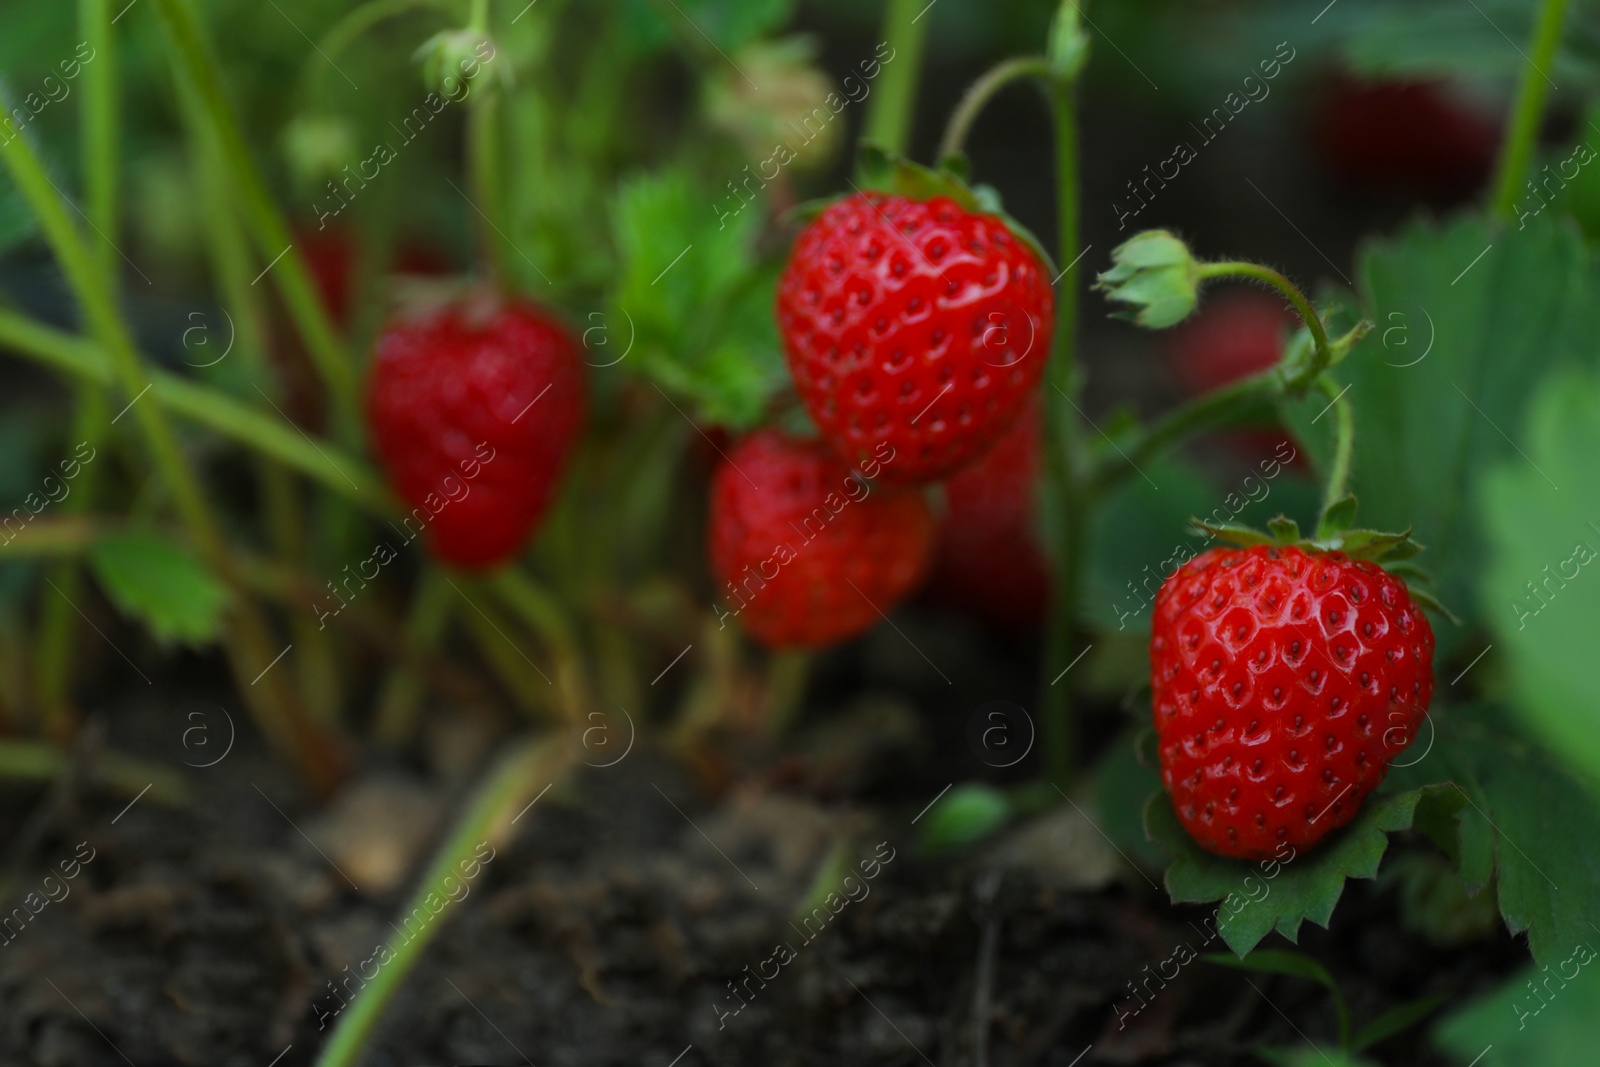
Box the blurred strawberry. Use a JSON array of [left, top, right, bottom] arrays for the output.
[[1166, 289, 1294, 396], [1314, 76, 1499, 199], [295, 225, 453, 329], [925, 403, 1051, 630], [708, 430, 934, 648], [298, 227, 357, 327], [1166, 290, 1301, 463]]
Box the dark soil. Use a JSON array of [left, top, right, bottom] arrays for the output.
[[0, 655, 1524, 1067]]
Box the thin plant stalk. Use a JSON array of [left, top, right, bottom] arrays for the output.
[[181, 79, 346, 725], [1317, 375, 1355, 511], [374, 566, 454, 747], [152, 0, 361, 435], [937, 56, 1051, 163], [862, 0, 931, 159], [1038, 45, 1086, 786], [1489, 0, 1571, 221], [36, 0, 121, 738], [313, 734, 575, 1067], [0, 98, 346, 791], [0, 309, 395, 516]]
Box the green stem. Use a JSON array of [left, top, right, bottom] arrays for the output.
[[937, 56, 1051, 163], [763, 649, 811, 741], [860, 0, 929, 158], [153, 0, 360, 435], [0, 739, 189, 806], [1039, 56, 1084, 787], [0, 103, 346, 791], [313, 735, 574, 1067], [374, 566, 453, 747], [1317, 374, 1355, 510], [183, 79, 345, 727], [1092, 368, 1280, 493], [0, 92, 219, 561], [1198, 261, 1331, 385], [1489, 0, 1570, 221], [488, 568, 588, 725], [37, 0, 121, 736], [0, 310, 396, 517], [467, 90, 506, 287]]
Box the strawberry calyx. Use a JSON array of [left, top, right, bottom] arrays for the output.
[[1190, 497, 1459, 623], [786, 143, 1058, 275]]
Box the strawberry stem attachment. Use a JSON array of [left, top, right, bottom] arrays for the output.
[[1316, 373, 1355, 516], [1489, 0, 1571, 221], [860, 0, 931, 161], [936, 56, 1052, 165]]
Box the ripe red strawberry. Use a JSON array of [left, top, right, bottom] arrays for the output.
[[1150, 544, 1434, 859], [367, 297, 584, 569], [925, 401, 1051, 629], [776, 193, 1055, 484], [708, 430, 934, 648]]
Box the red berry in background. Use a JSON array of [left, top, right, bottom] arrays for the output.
[[296, 226, 453, 328], [708, 430, 935, 649], [1166, 289, 1294, 397], [1314, 76, 1499, 199], [925, 402, 1051, 630], [367, 298, 585, 569], [299, 228, 357, 327], [776, 193, 1055, 485], [1149, 544, 1434, 860]]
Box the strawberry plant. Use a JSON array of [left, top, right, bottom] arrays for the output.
[[0, 0, 1595, 1064]]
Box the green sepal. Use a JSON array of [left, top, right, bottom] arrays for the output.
[[806, 144, 1057, 273], [1095, 230, 1203, 329], [1267, 515, 1301, 542], [1315, 494, 1358, 540], [1190, 520, 1276, 547], [1401, 583, 1462, 626]]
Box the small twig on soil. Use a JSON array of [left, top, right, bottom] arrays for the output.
[[970, 869, 1003, 1067]]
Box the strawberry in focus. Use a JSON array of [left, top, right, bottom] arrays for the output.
[[925, 402, 1051, 630], [367, 297, 585, 569], [708, 430, 935, 648], [776, 193, 1054, 485], [1149, 544, 1434, 860]]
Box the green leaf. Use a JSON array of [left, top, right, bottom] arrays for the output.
[[1280, 212, 1600, 651], [1092, 728, 1166, 869], [610, 167, 788, 428], [1435, 957, 1600, 1067], [1479, 368, 1600, 788], [1352, 992, 1446, 1052], [1145, 784, 1462, 957], [1083, 454, 1223, 635], [1336, 0, 1600, 89], [89, 531, 228, 646], [916, 782, 1012, 855], [1445, 718, 1600, 969]]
